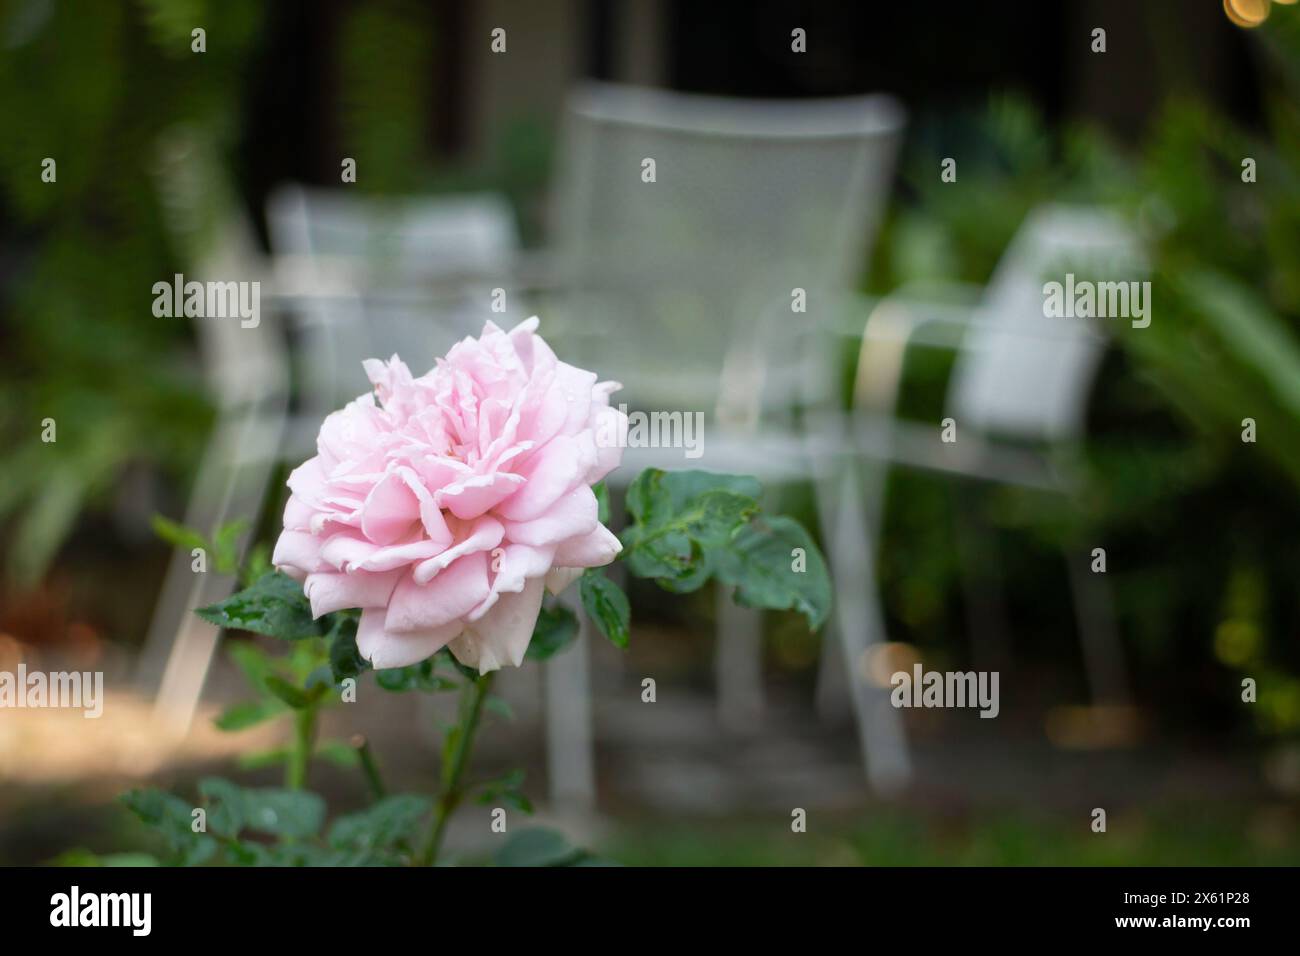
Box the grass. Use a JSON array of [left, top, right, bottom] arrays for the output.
[[598, 803, 1300, 866]]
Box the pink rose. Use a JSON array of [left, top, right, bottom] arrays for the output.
[[271, 317, 626, 672]]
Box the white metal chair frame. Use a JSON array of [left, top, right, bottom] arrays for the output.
[[546, 82, 906, 759], [809, 205, 1144, 792], [143, 79, 911, 808]]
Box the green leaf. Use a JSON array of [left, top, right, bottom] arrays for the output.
[[120, 788, 216, 866], [620, 470, 760, 591], [579, 570, 630, 649], [199, 777, 326, 839], [328, 794, 432, 858], [620, 470, 830, 628], [9, 466, 92, 589], [1180, 271, 1300, 418], [150, 517, 246, 576], [714, 515, 832, 630], [305, 665, 337, 696], [239, 542, 272, 587], [484, 695, 515, 722], [244, 789, 326, 838], [264, 675, 313, 709], [475, 769, 533, 815], [593, 480, 610, 524], [316, 739, 361, 768], [375, 665, 419, 691], [226, 640, 275, 693], [438, 646, 480, 681], [478, 768, 526, 794], [196, 570, 324, 640], [624, 489, 757, 588], [197, 778, 246, 838], [211, 518, 248, 575], [624, 469, 761, 527], [236, 747, 291, 771], [375, 657, 458, 692], [150, 514, 207, 553], [502, 790, 534, 814], [213, 699, 283, 732], [494, 827, 584, 867], [479, 787, 534, 814], [120, 788, 194, 833], [327, 613, 369, 683], [524, 604, 579, 661]]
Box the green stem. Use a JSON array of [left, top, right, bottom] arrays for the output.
[[352, 733, 387, 802], [418, 673, 493, 866], [287, 705, 318, 791]]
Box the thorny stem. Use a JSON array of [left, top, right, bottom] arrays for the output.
[[352, 734, 387, 801], [417, 672, 494, 866], [287, 705, 318, 791]]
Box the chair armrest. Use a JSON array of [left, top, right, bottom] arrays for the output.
[[853, 291, 984, 416]]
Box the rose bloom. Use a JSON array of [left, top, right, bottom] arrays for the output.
[[272, 317, 625, 672]]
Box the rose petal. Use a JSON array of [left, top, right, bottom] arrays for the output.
[[412, 517, 505, 585], [501, 485, 598, 546], [361, 471, 421, 545], [495, 434, 595, 522], [283, 495, 316, 531], [586, 403, 627, 485], [272, 529, 327, 575], [436, 472, 525, 520], [553, 523, 623, 569], [321, 532, 447, 573], [448, 577, 545, 674], [356, 607, 461, 669], [304, 569, 403, 619], [467, 543, 556, 621], [544, 567, 583, 595], [385, 553, 490, 632]]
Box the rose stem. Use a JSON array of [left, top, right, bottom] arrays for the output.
[[418, 672, 494, 866], [352, 734, 387, 801], [286, 704, 318, 791]]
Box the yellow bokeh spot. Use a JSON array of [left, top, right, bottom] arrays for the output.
[[861, 641, 921, 687], [1214, 619, 1259, 666], [1225, 0, 1272, 26]]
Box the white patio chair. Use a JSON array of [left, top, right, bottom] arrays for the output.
[[810, 204, 1146, 792], [137, 129, 290, 731], [139, 177, 523, 735], [264, 185, 522, 457], [541, 82, 905, 767]]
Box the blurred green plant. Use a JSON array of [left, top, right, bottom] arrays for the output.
[[0, 0, 554, 594], [859, 21, 1300, 734], [0, 0, 265, 587], [102, 472, 830, 866]]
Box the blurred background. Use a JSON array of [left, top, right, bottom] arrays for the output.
[[2, 0, 1300, 866]]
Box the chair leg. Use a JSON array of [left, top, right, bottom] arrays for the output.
[[545, 589, 597, 813], [716, 593, 764, 732], [135, 405, 251, 695], [815, 459, 911, 793], [1065, 548, 1130, 705], [813, 456, 859, 723], [145, 404, 283, 733], [716, 480, 779, 732]]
